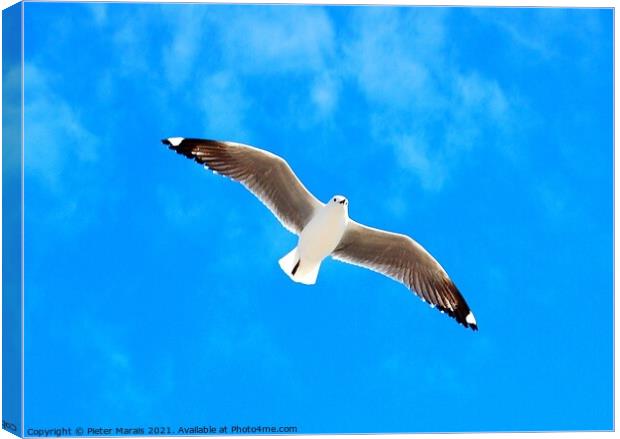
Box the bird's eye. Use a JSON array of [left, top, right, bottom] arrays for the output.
[[333, 198, 336, 202]]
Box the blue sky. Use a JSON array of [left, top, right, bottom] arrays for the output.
[[21, 3, 612, 433]]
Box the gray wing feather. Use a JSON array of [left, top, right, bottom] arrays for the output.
[[163, 138, 322, 234], [333, 221, 477, 330]]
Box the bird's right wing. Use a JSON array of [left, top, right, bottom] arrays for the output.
[[163, 138, 323, 235], [332, 220, 477, 330]]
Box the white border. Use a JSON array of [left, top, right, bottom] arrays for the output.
[[0, 2, 615, 439]]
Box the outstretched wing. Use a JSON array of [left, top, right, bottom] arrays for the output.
[[333, 220, 477, 330], [163, 138, 323, 234]]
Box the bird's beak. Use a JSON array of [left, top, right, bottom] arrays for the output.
[[339, 200, 346, 205]]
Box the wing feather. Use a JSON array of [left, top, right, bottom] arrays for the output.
[[163, 138, 323, 234], [333, 221, 477, 330]]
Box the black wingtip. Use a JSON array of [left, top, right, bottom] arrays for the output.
[[162, 138, 223, 150], [463, 313, 478, 332], [455, 317, 478, 332]]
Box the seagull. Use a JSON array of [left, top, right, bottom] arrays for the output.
[[162, 137, 478, 331]]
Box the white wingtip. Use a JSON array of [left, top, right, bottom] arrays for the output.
[[466, 312, 477, 325], [167, 137, 184, 147]]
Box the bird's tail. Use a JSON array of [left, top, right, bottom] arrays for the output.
[[278, 247, 321, 285]]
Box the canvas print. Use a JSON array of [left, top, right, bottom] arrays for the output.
[[2, 2, 613, 436]]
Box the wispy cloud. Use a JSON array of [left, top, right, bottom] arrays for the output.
[[24, 63, 99, 189], [93, 6, 341, 138], [473, 8, 608, 63], [88, 3, 108, 27], [107, 8, 162, 79], [343, 8, 513, 194], [200, 71, 251, 139], [394, 135, 445, 192], [161, 6, 210, 88], [24, 63, 107, 232], [204, 6, 339, 125], [344, 8, 446, 110], [215, 6, 335, 75], [311, 71, 340, 117]]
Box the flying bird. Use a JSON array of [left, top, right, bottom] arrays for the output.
[[162, 137, 478, 331]]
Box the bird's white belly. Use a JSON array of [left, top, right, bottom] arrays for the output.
[[298, 208, 348, 263]]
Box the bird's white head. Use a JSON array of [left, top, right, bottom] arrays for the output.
[[330, 195, 348, 209]]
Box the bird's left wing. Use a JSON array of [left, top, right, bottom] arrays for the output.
[[163, 138, 323, 234], [332, 220, 477, 330]]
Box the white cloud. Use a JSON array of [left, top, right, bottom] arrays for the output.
[[206, 7, 340, 121], [310, 71, 339, 116], [481, 11, 556, 58], [473, 8, 608, 64], [344, 8, 514, 194], [110, 11, 152, 77], [444, 72, 510, 153], [344, 8, 447, 110], [200, 71, 251, 139], [395, 135, 445, 192], [24, 63, 106, 231], [216, 7, 335, 75], [161, 6, 209, 88], [88, 3, 108, 27], [28, 6, 516, 201], [83, 6, 342, 138], [24, 64, 99, 189]]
